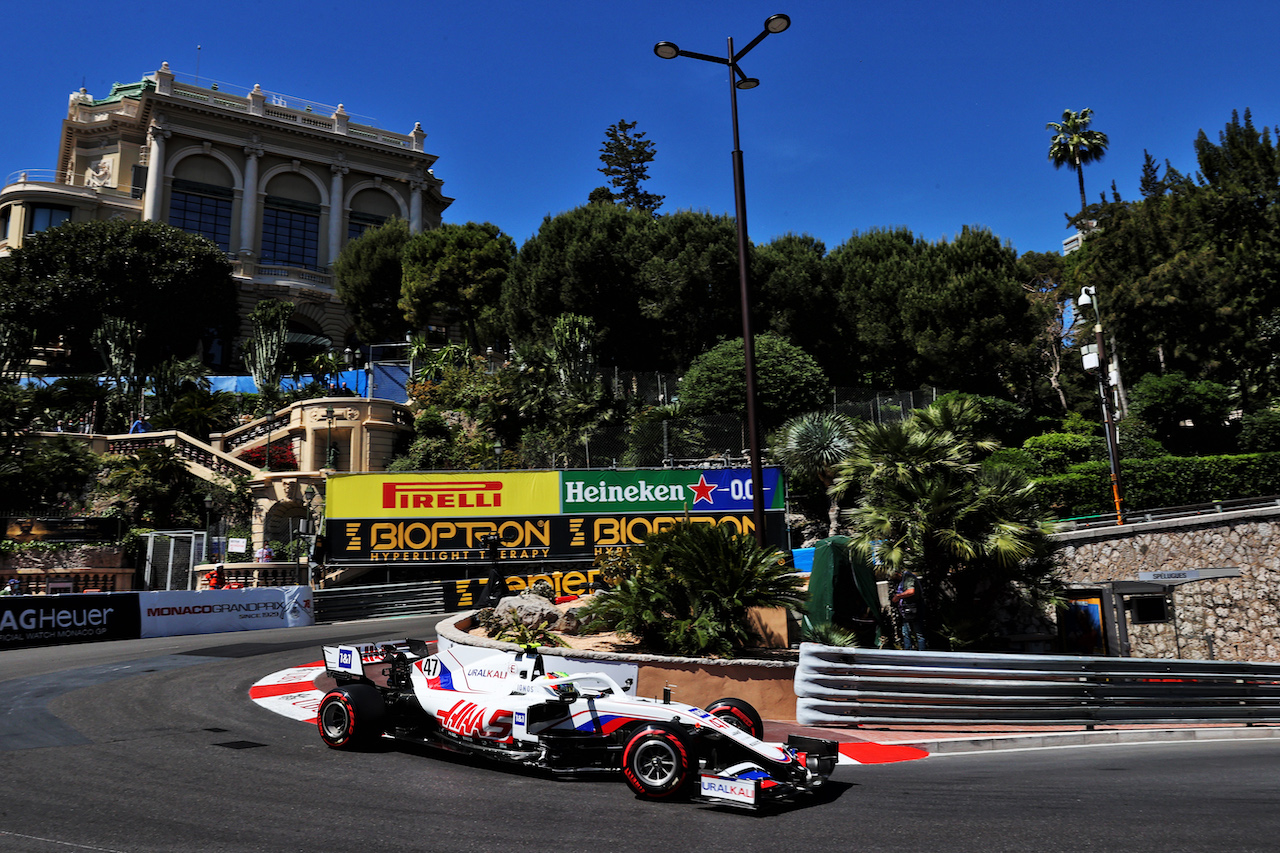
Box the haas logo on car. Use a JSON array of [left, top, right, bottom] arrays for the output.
[[438, 700, 513, 741]]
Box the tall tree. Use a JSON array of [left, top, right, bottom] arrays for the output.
[[0, 219, 237, 375], [1047, 107, 1110, 213], [828, 227, 1038, 399], [636, 210, 742, 370], [333, 218, 411, 345], [400, 221, 516, 352], [597, 119, 664, 214], [1072, 109, 1280, 410], [751, 234, 843, 380], [502, 204, 655, 368], [1016, 249, 1074, 414]]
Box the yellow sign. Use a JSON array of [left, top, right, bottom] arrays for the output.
[[327, 472, 560, 519]]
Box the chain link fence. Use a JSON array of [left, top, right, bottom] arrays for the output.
[[831, 387, 942, 424], [532, 386, 944, 470]]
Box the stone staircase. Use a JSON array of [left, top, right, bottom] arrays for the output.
[[107, 430, 258, 483]]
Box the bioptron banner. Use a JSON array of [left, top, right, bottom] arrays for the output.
[[324, 468, 787, 571]]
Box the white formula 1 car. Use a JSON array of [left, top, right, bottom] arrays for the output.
[[317, 639, 838, 808]]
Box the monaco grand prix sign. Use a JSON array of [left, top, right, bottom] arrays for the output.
[[324, 468, 786, 568]]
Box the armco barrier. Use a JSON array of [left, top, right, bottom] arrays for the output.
[[313, 581, 447, 622], [795, 643, 1280, 727]]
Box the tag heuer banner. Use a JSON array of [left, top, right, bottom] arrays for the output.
[[324, 468, 786, 566]]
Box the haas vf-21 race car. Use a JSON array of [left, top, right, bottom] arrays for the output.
[[317, 640, 838, 808]]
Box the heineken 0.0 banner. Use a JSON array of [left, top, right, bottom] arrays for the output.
[[325, 468, 785, 567]]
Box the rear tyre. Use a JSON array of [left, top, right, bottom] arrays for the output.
[[622, 722, 696, 800], [705, 697, 764, 739], [317, 684, 386, 750]]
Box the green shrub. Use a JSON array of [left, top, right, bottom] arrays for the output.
[[678, 334, 829, 430], [1239, 410, 1280, 453], [984, 448, 1040, 477], [1021, 432, 1099, 474], [1034, 452, 1280, 518], [1059, 412, 1097, 435]]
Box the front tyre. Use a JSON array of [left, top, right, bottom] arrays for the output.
[[705, 697, 764, 739], [622, 722, 696, 800], [317, 684, 386, 750]]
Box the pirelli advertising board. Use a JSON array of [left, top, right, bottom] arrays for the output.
[[324, 468, 786, 568]]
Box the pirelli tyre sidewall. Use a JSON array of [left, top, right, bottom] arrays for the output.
[[318, 684, 386, 750], [622, 722, 696, 800], [704, 697, 765, 740]]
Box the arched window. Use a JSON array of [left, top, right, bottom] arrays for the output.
[[262, 173, 321, 269], [169, 156, 235, 251], [347, 187, 400, 241]]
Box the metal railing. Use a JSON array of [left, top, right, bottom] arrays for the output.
[[313, 580, 448, 623], [795, 644, 1280, 727], [1057, 495, 1280, 531]]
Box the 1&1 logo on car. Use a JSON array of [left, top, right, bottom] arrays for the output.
[[338, 648, 354, 669]]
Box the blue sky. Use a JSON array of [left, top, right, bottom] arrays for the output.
[[6, 0, 1280, 258]]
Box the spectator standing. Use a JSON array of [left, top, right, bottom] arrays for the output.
[[255, 543, 275, 563], [1, 578, 20, 595], [204, 565, 224, 590], [890, 568, 927, 651]]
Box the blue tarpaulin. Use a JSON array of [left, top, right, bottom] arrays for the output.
[[22, 370, 372, 397]]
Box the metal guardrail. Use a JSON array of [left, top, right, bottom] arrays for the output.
[[795, 645, 1280, 727], [313, 580, 448, 622], [1060, 495, 1280, 531]]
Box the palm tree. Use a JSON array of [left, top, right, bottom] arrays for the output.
[[773, 411, 858, 537], [1047, 107, 1110, 213], [832, 397, 1059, 648]]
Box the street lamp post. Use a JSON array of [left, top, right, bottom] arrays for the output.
[[301, 484, 317, 564], [1078, 286, 1124, 524], [655, 13, 791, 545], [325, 405, 338, 470], [203, 493, 214, 561]]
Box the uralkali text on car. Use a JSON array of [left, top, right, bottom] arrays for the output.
[[317, 639, 838, 808]]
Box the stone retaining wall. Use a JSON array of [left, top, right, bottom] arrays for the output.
[[1053, 506, 1280, 661], [0, 546, 133, 592]]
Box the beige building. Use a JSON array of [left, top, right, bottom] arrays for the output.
[[0, 61, 452, 360]]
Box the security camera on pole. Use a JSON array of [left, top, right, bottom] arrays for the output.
[[1078, 286, 1123, 524]]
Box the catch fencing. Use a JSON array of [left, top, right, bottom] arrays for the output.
[[143, 531, 207, 591], [795, 644, 1280, 727]]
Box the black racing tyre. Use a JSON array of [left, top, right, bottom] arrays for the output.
[[317, 684, 386, 750], [705, 697, 764, 739], [621, 722, 696, 800]]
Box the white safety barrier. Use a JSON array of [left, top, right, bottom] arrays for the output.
[[796, 642, 1280, 727], [139, 586, 314, 638]]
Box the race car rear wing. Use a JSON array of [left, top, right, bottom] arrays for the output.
[[322, 638, 433, 678]]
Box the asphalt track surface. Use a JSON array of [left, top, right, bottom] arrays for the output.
[[3, 617, 1280, 852]]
